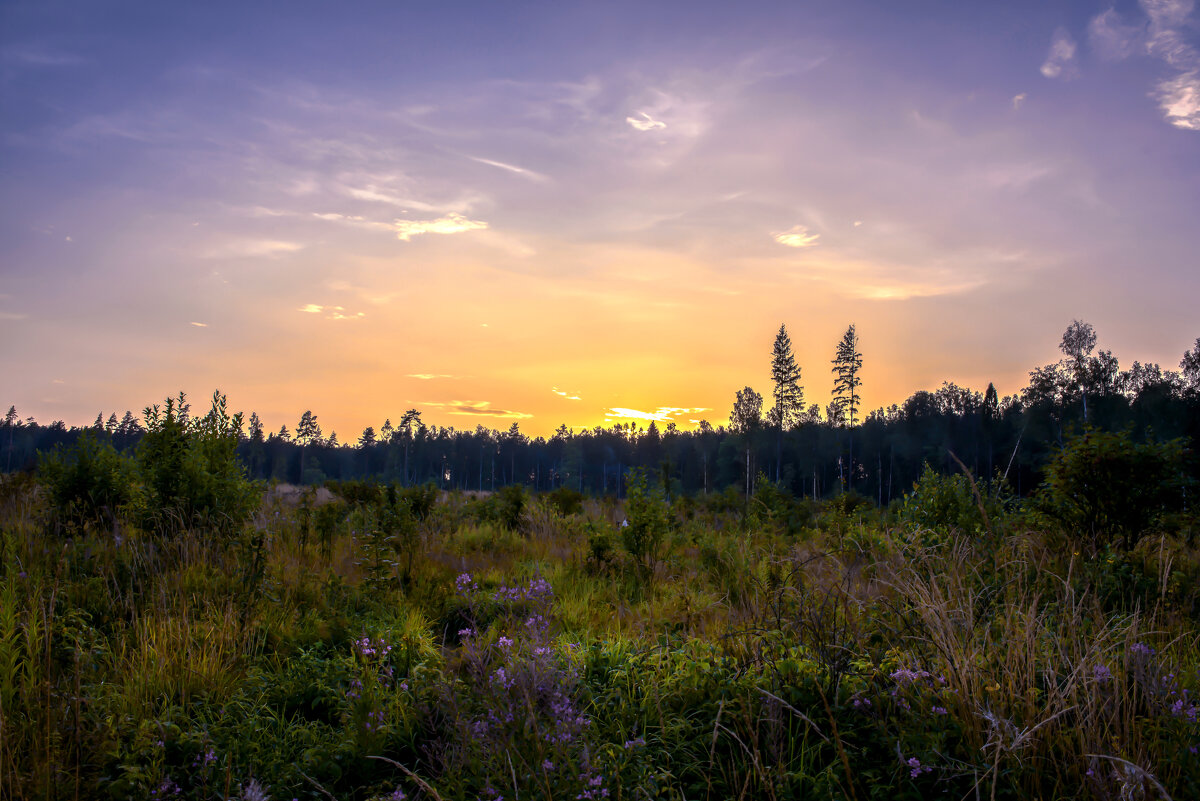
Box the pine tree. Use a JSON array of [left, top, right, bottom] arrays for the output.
[[296, 411, 321, 484], [831, 325, 863, 428], [769, 324, 804, 482], [248, 412, 264, 443], [831, 324, 863, 489], [359, 426, 377, 448]]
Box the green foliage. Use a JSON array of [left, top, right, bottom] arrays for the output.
[[753, 473, 816, 537], [470, 483, 527, 532], [396, 482, 438, 520], [898, 464, 1006, 540], [545, 485, 584, 517], [138, 391, 258, 536], [1033, 428, 1189, 551], [327, 479, 384, 507], [622, 470, 672, 582], [315, 498, 347, 560], [39, 431, 137, 534], [585, 519, 620, 575]]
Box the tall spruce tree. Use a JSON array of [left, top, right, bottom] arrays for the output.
[[770, 324, 803, 481], [831, 324, 863, 489], [770, 324, 804, 430]]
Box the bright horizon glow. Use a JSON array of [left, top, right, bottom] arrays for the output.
[[2, 1, 1198, 438]]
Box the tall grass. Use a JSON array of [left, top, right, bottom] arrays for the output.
[[1, 471, 1197, 800]]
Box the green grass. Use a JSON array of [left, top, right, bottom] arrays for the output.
[[1, 473, 1198, 800]]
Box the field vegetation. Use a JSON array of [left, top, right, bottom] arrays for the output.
[[2, 390, 1199, 800]]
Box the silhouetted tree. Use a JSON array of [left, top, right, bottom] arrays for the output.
[[1060, 319, 1097, 421], [831, 324, 863, 487], [1182, 337, 1200, 393], [729, 386, 762, 496], [769, 323, 803, 481], [296, 410, 321, 483]]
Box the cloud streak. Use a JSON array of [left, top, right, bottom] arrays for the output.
[[626, 112, 667, 131], [605, 406, 708, 422], [422, 400, 532, 419], [394, 213, 489, 242], [773, 225, 820, 248], [298, 304, 365, 320]]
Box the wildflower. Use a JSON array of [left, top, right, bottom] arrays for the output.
[[497, 636, 514, 649], [455, 573, 477, 594], [906, 757, 931, 779], [1130, 642, 1155, 658], [241, 779, 270, 801], [390, 789, 406, 801], [1093, 664, 1113, 683], [543, 759, 555, 771], [624, 736, 646, 749], [932, 706, 948, 715]]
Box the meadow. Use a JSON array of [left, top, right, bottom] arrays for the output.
[[2, 416, 1198, 801]]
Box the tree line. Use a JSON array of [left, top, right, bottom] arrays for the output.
[[6, 323, 1200, 501]]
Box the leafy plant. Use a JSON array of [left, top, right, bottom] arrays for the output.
[[39, 431, 137, 534], [138, 391, 258, 537], [622, 470, 671, 583], [1033, 428, 1189, 551]]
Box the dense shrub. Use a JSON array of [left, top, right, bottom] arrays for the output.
[[898, 464, 1007, 539], [622, 471, 671, 582], [137, 391, 258, 536], [39, 431, 136, 534], [1033, 428, 1189, 551], [544, 485, 584, 517]]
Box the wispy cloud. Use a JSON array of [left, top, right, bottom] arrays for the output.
[[1012, 93, 1027, 110], [1135, 0, 1200, 130], [344, 185, 446, 211], [626, 112, 667, 131], [1, 44, 85, 67], [468, 155, 549, 182], [422, 400, 531, 419], [1156, 71, 1200, 129], [208, 239, 304, 258], [190, 321, 208, 327], [394, 213, 488, 242], [408, 373, 457, 380], [1088, 8, 1142, 61], [551, 387, 582, 400], [605, 406, 708, 422], [1143, 0, 1196, 67], [312, 211, 393, 231], [1041, 28, 1078, 78], [0, 312, 29, 321], [298, 304, 364, 320], [773, 225, 820, 248]]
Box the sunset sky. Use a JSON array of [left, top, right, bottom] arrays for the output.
[[2, 1, 1198, 438]]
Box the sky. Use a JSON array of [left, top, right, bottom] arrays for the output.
[[2, 0, 1198, 439]]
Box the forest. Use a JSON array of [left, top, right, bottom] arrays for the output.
[[2, 321, 1199, 800], [7, 323, 1200, 503]]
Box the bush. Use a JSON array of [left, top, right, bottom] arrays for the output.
[[622, 471, 671, 582], [137, 391, 258, 536], [545, 485, 584, 516], [898, 464, 1005, 539], [470, 484, 527, 532], [1033, 428, 1189, 552], [39, 432, 136, 534]]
